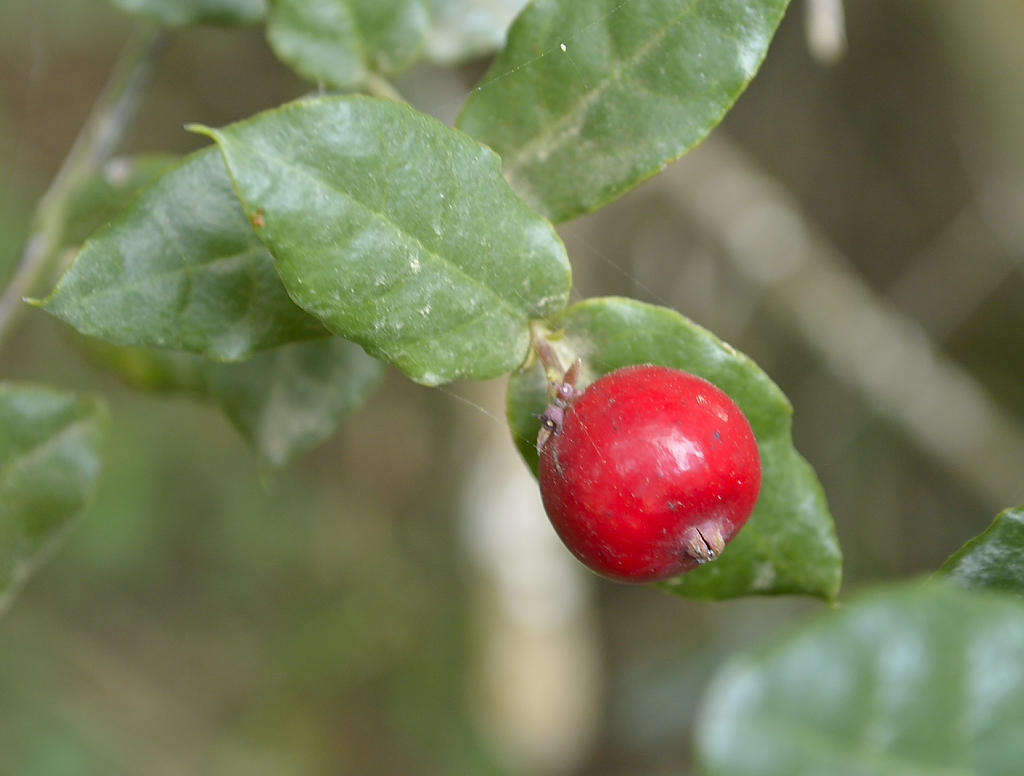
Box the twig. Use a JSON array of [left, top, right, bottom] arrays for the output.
[[0, 23, 166, 352], [530, 321, 567, 383], [805, 0, 847, 65], [363, 72, 406, 103]]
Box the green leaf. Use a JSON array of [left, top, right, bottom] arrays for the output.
[[60, 154, 178, 249], [82, 338, 383, 466], [78, 338, 210, 396], [939, 505, 1024, 597], [457, 0, 791, 223], [697, 583, 1024, 775], [38, 148, 326, 361], [266, 0, 429, 90], [107, 0, 266, 26], [507, 297, 841, 600], [204, 338, 384, 466], [424, 0, 529, 64], [196, 96, 571, 386], [0, 384, 106, 615]]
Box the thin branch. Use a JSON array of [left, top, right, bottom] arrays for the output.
[[530, 321, 566, 375], [363, 71, 406, 103], [805, 0, 847, 65], [0, 23, 166, 351]]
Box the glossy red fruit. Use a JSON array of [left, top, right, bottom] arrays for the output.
[[538, 365, 761, 583]]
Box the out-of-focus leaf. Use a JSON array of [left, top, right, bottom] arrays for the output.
[[83, 338, 383, 466], [204, 338, 384, 466], [107, 0, 266, 26], [195, 96, 571, 385], [697, 583, 1024, 775], [939, 505, 1024, 597], [38, 148, 326, 361], [424, 0, 528, 64], [60, 154, 177, 249], [79, 339, 209, 396], [507, 297, 841, 600], [266, 0, 429, 90], [0, 384, 106, 615], [457, 0, 791, 223]]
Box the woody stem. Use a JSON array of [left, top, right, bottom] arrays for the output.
[[0, 22, 165, 353], [529, 322, 566, 383]]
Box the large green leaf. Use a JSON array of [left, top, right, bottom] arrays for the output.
[[457, 0, 791, 223], [424, 0, 529, 64], [107, 0, 266, 25], [266, 0, 429, 90], [507, 297, 841, 600], [697, 583, 1024, 775], [37, 148, 326, 361], [196, 96, 571, 385], [939, 505, 1024, 597], [60, 154, 178, 250], [83, 338, 383, 466], [0, 384, 106, 615]]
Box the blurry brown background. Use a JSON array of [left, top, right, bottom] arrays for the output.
[[1, 1, 1022, 774]]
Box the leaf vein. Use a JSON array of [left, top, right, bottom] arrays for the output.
[[504, 0, 705, 174], [224, 136, 532, 321], [53, 247, 268, 310]]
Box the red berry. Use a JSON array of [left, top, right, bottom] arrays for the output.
[[538, 365, 761, 583]]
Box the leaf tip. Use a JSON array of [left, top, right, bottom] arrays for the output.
[[25, 286, 62, 313], [185, 123, 219, 142]]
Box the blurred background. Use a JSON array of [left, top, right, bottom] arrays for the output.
[[1, 0, 1023, 773]]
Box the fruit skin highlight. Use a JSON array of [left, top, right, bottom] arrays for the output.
[[538, 365, 762, 583]]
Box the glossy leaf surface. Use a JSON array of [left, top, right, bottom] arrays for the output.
[[199, 96, 571, 385], [698, 583, 1024, 775], [0, 384, 106, 614], [83, 338, 382, 466], [458, 0, 791, 222], [266, 0, 429, 89], [940, 505, 1024, 597], [60, 154, 177, 250], [507, 297, 841, 600], [424, 0, 528, 64], [107, 0, 265, 25], [39, 148, 325, 361]]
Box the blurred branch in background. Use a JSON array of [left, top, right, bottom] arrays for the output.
[[887, 173, 1024, 341], [804, 0, 847, 65], [670, 135, 1024, 508], [0, 22, 165, 350], [889, 1, 1024, 342], [460, 430, 601, 774]]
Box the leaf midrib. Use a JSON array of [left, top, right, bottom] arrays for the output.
[[502, 0, 703, 174], [49, 247, 269, 312], [222, 133, 531, 322]]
